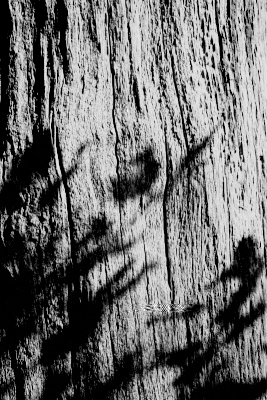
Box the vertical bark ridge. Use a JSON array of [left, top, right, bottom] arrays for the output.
[[0, 0, 14, 155]]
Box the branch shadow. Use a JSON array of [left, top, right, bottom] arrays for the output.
[[39, 134, 216, 399], [0, 5, 220, 399], [0, 131, 54, 213], [164, 236, 266, 399], [1, 124, 263, 400], [0, 139, 162, 399], [89, 236, 267, 400]]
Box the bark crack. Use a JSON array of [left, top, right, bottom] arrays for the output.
[[170, 54, 193, 343], [171, 54, 191, 210], [142, 231, 150, 306], [163, 125, 174, 304], [52, 112, 79, 396], [53, 122, 76, 268], [106, 2, 128, 385], [170, 54, 190, 155], [141, 177, 159, 374], [106, 2, 126, 271], [159, 0, 174, 306], [104, 257, 117, 390], [143, 232, 159, 374], [214, 0, 228, 92], [10, 350, 25, 400]]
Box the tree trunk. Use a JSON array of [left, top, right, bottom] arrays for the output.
[[1, 1, 267, 399]]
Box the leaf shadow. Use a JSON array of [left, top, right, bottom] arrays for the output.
[[167, 236, 266, 399]]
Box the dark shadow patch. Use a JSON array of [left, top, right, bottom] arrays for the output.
[[54, 0, 71, 80], [111, 146, 161, 202], [0, 107, 263, 400], [41, 258, 157, 365], [190, 379, 267, 400], [0, 131, 53, 213], [170, 236, 267, 397], [179, 135, 212, 171], [132, 76, 141, 112]]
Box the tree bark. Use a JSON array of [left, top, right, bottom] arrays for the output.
[[1, 0, 267, 399]]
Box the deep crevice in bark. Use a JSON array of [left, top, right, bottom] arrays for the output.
[[106, 1, 127, 274], [163, 126, 174, 304], [214, 0, 228, 93], [170, 55, 190, 154], [10, 350, 25, 400], [106, 3, 130, 390], [53, 117, 78, 396], [142, 232, 159, 374], [54, 0, 71, 82]]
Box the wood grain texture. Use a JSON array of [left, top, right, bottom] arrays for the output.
[[0, 0, 267, 399]]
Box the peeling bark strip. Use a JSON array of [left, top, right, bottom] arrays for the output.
[[1, 0, 267, 399]]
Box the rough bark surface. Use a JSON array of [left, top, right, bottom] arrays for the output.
[[1, 0, 267, 399]]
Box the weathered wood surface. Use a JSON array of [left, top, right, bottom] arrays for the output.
[[1, 0, 267, 399]]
